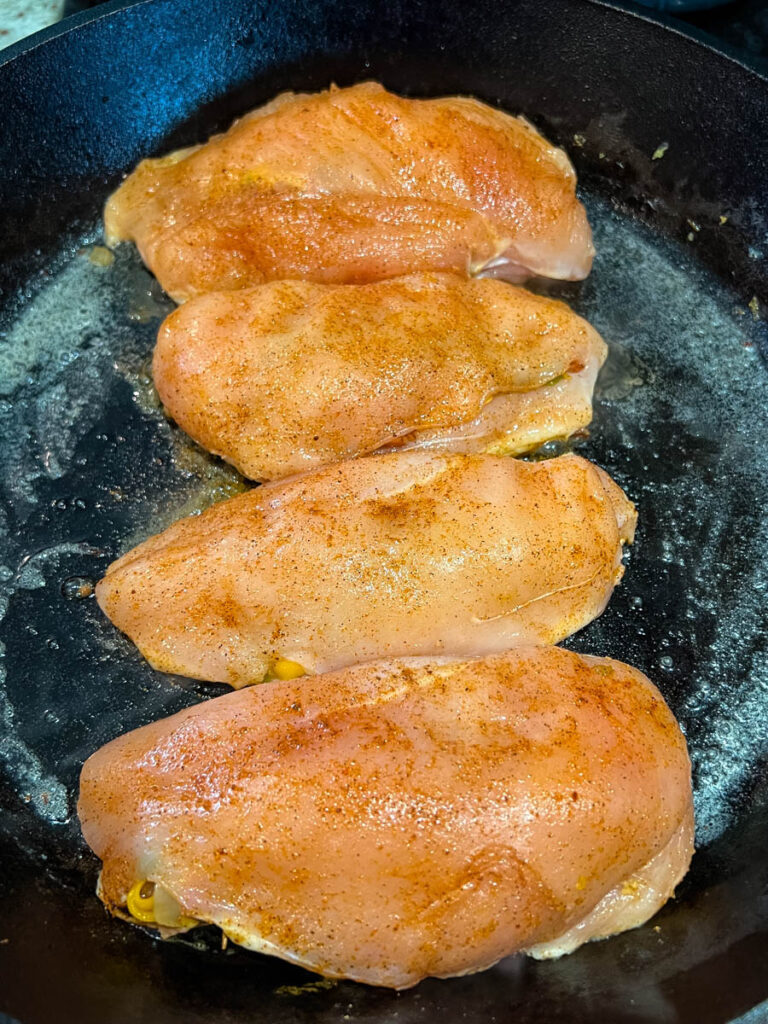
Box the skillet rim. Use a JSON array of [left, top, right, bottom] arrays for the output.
[[1, 0, 768, 90]]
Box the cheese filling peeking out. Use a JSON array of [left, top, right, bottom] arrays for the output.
[[125, 880, 197, 929]]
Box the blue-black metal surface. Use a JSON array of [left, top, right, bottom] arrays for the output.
[[1, 1, 767, 1022]]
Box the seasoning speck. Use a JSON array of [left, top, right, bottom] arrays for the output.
[[88, 246, 115, 268], [652, 142, 669, 160], [275, 978, 337, 996]]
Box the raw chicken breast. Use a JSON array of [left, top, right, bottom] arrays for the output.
[[154, 274, 607, 481], [78, 646, 694, 988], [96, 453, 636, 686], [105, 82, 594, 301]]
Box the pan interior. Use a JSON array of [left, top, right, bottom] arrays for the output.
[[1, 184, 767, 1017]]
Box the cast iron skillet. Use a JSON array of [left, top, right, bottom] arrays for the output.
[[1, 1, 768, 1021]]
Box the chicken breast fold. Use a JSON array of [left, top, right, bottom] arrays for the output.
[[106, 83, 593, 300], [78, 646, 693, 988], [96, 452, 636, 686], [153, 274, 607, 480]]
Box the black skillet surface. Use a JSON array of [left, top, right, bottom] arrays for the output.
[[1, 1, 768, 1021]]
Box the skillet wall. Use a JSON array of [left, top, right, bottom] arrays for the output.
[[1, 1, 768, 1022]]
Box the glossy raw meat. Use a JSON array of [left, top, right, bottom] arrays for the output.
[[96, 453, 636, 686], [78, 646, 694, 988], [105, 83, 594, 301], [153, 274, 607, 481]]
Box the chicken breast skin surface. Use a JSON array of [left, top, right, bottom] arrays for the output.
[[105, 82, 594, 301], [78, 645, 694, 989], [154, 274, 607, 481], [96, 452, 636, 687]]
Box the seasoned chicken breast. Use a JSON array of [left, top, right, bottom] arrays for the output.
[[78, 646, 693, 988], [105, 83, 594, 301], [96, 453, 636, 687], [153, 274, 607, 481]]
